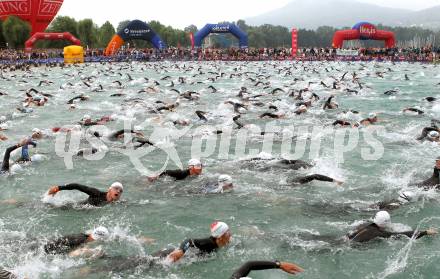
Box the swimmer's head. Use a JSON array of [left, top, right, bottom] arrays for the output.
[[90, 226, 109, 241], [107, 182, 123, 202], [398, 191, 416, 204], [218, 174, 233, 192], [70, 104, 76, 109], [83, 115, 91, 122], [188, 158, 202, 175], [31, 128, 43, 139], [373, 211, 391, 227], [428, 130, 439, 140], [210, 221, 231, 247], [369, 113, 377, 119]]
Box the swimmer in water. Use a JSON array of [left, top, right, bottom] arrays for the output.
[[148, 159, 203, 181], [16, 128, 43, 162], [162, 221, 231, 264], [202, 174, 234, 194], [323, 96, 339, 110], [230, 260, 303, 279], [373, 191, 417, 211], [44, 226, 109, 256], [289, 174, 343, 186], [47, 182, 124, 206], [1, 139, 36, 174], [346, 211, 437, 243], [360, 113, 379, 126], [410, 157, 440, 189]]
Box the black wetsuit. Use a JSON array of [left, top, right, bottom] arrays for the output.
[[44, 233, 88, 254], [416, 127, 440, 141], [333, 120, 352, 126], [376, 199, 405, 210], [279, 159, 313, 170], [178, 237, 219, 255], [0, 268, 16, 279], [412, 167, 440, 189], [58, 184, 108, 206], [1, 144, 20, 173], [347, 223, 428, 243], [290, 174, 335, 184], [159, 169, 191, 180], [230, 261, 280, 279]]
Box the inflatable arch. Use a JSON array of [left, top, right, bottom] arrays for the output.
[[105, 20, 166, 56], [194, 23, 248, 48], [25, 32, 81, 52], [332, 22, 395, 49]]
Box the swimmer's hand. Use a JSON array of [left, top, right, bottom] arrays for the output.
[[427, 228, 438, 235], [166, 249, 184, 263], [334, 180, 344, 186], [147, 176, 158, 182], [280, 262, 304, 275], [48, 186, 60, 196]]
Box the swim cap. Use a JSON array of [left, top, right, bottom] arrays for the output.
[[70, 104, 76, 109], [369, 113, 377, 118], [373, 211, 391, 227], [210, 221, 229, 238], [109, 182, 123, 191], [218, 175, 233, 186], [299, 105, 307, 110], [0, 123, 8, 130], [428, 131, 439, 138], [91, 226, 109, 241], [398, 191, 416, 203], [32, 128, 41, 134], [188, 158, 202, 167], [83, 115, 91, 121]]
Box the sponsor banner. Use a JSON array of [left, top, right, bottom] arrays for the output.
[[336, 49, 359, 56]]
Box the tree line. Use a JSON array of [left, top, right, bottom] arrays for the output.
[[1, 16, 439, 49]]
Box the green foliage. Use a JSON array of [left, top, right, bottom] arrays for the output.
[[98, 21, 116, 48], [2, 16, 31, 48], [77, 19, 98, 48]]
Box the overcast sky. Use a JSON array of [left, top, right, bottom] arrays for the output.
[[57, 0, 440, 29]]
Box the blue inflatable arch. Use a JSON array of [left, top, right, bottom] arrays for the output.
[[194, 23, 248, 48]]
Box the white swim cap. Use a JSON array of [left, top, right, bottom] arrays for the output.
[[398, 191, 416, 203], [32, 128, 41, 134], [70, 104, 76, 108], [369, 113, 377, 118], [83, 114, 91, 121], [218, 174, 233, 185], [428, 131, 439, 138], [299, 105, 307, 110], [210, 221, 229, 238], [373, 211, 391, 227], [110, 182, 123, 191], [91, 226, 109, 241], [0, 123, 8, 130], [188, 158, 202, 167]]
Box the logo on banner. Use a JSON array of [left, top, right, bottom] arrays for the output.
[[0, 0, 30, 16], [359, 24, 376, 39], [38, 0, 63, 16], [212, 25, 230, 32]]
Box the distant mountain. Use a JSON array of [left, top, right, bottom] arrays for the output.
[[245, 0, 440, 30]]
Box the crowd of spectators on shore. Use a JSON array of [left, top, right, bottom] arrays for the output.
[[1, 46, 439, 63]]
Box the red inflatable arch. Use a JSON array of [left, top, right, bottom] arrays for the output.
[[25, 32, 81, 52], [332, 22, 395, 49]]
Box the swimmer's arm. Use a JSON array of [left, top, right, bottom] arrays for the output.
[[69, 246, 104, 258], [49, 184, 102, 196], [230, 261, 304, 279], [294, 174, 342, 185], [166, 239, 194, 263], [394, 229, 437, 239]]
